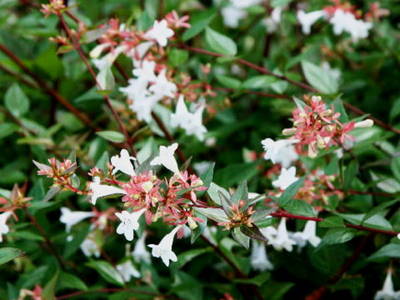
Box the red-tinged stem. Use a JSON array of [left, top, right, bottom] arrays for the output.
[[56, 288, 162, 300], [270, 211, 399, 236], [57, 14, 136, 155], [0, 44, 97, 130], [178, 44, 400, 135]]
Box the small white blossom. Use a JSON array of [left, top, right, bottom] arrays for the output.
[[355, 119, 374, 128], [150, 143, 181, 175], [92, 45, 126, 71], [329, 9, 372, 42], [261, 138, 298, 168], [321, 62, 341, 82], [132, 232, 151, 263], [251, 240, 274, 271], [149, 69, 177, 98], [291, 221, 321, 248], [89, 177, 126, 205], [80, 235, 101, 257], [267, 218, 296, 252], [116, 260, 140, 282], [145, 20, 174, 47], [148, 226, 181, 267], [132, 60, 157, 83], [297, 10, 327, 34], [111, 149, 136, 176], [0, 211, 12, 243], [221, 6, 246, 28], [60, 207, 95, 233], [115, 209, 146, 241], [272, 167, 298, 190], [171, 96, 207, 141], [375, 270, 400, 300], [263, 7, 282, 33]]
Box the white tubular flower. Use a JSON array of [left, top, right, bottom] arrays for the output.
[[89, 177, 126, 205], [375, 270, 400, 300], [251, 240, 274, 271], [261, 138, 298, 168], [145, 20, 174, 47], [80, 235, 101, 258], [92, 45, 126, 70], [148, 226, 181, 267], [272, 167, 298, 190], [260, 225, 278, 241], [111, 149, 136, 176], [329, 10, 372, 42], [60, 207, 95, 233], [231, 0, 262, 8], [132, 60, 157, 83], [90, 43, 110, 59], [268, 218, 296, 252], [355, 119, 374, 128], [116, 260, 141, 282], [297, 10, 326, 34], [150, 143, 181, 175], [171, 96, 207, 141], [149, 69, 177, 98], [264, 7, 282, 33], [0, 211, 12, 243], [221, 6, 246, 28], [292, 221, 321, 248], [132, 232, 151, 263], [115, 209, 146, 242]]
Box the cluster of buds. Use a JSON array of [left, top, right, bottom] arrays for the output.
[[40, 0, 65, 17], [283, 95, 373, 157], [218, 200, 256, 230], [324, 0, 389, 21], [34, 158, 85, 194]]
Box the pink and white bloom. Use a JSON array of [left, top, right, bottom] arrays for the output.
[[291, 221, 321, 247], [171, 96, 207, 141], [148, 226, 181, 266], [145, 20, 174, 47], [297, 10, 327, 34], [151, 143, 181, 175], [115, 209, 146, 241], [261, 138, 298, 168], [89, 177, 126, 205], [111, 149, 136, 176], [60, 207, 95, 233], [272, 167, 298, 190], [251, 240, 274, 271], [375, 270, 400, 300], [0, 211, 12, 242], [116, 260, 140, 282], [132, 232, 151, 263]]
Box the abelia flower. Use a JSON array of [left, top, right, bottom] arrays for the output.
[[144, 20, 174, 47], [261, 138, 298, 168], [165, 11, 191, 29], [149, 69, 177, 98], [264, 7, 282, 33], [111, 149, 136, 176], [297, 10, 327, 34], [272, 167, 298, 190], [151, 143, 181, 175], [171, 96, 207, 141], [375, 270, 400, 300], [60, 207, 95, 233], [291, 220, 321, 247], [116, 260, 141, 282], [132, 232, 151, 263], [89, 177, 126, 205], [148, 225, 182, 266], [251, 240, 274, 271], [80, 234, 101, 257], [0, 211, 12, 242], [266, 218, 296, 252], [329, 9, 372, 42], [115, 209, 146, 241]]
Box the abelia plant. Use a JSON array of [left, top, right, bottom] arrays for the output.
[[0, 0, 400, 299]]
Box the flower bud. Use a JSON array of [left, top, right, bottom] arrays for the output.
[[354, 119, 374, 128], [142, 181, 154, 193], [282, 128, 296, 135]]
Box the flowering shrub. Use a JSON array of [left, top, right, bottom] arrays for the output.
[[0, 0, 400, 299]]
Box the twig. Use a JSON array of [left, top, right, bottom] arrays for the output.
[[0, 44, 97, 130]]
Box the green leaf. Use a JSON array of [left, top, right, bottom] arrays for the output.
[[319, 216, 344, 228], [234, 272, 270, 286], [278, 177, 305, 206], [173, 248, 211, 269], [207, 182, 230, 205], [200, 162, 215, 188], [215, 75, 241, 89], [368, 243, 400, 261], [282, 200, 316, 217], [96, 66, 115, 91], [232, 227, 250, 248], [182, 9, 216, 41], [168, 49, 189, 67], [86, 260, 124, 286], [58, 272, 88, 291], [0, 123, 19, 139], [231, 181, 248, 204], [4, 83, 30, 117], [321, 228, 356, 245], [205, 27, 237, 56], [194, 207, 229, 223], [301, 61, 339, 94], [42, 271, 59, 300], [96, 130, 125, 143], [0, 247, 24, 265], [242, 75, 276, 90], [344, 160, 358, 190], [214, 162, 258, 187]]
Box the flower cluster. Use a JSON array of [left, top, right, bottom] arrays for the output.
[[40, 0, 65, 17], [297, 1, 387, 41]]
